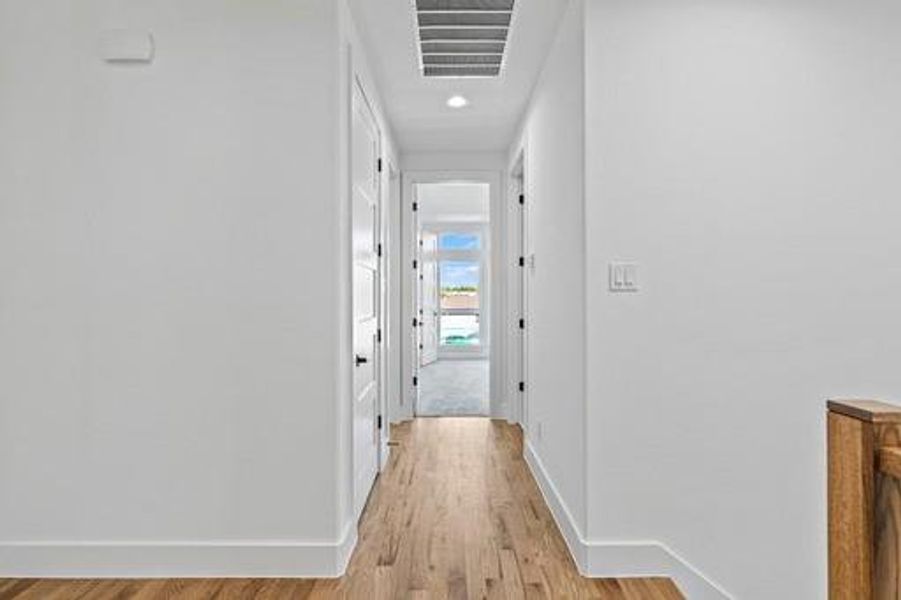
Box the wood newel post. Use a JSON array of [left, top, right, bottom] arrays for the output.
[[828, 399, 901, 600]]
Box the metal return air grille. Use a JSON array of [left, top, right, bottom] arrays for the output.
[[416, 0, 514, 78]]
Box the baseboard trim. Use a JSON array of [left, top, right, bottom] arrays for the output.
[[585, 542, 733, 599], [335, 520, 358, 575], [0, 527, 359, 579], [523, 441, 732, 600], [523, 440, 587, 569]]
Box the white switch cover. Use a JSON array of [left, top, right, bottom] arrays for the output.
[[99, 30, 155, 63], [609, 262, 639, 292]]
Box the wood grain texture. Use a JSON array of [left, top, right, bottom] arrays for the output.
[[873, 420, 901, 600], [828, 410, 874, 600], [828, 399, 901, 424], [829, 400, 901, 600], [879, 447, 901, 480], [0, 419, 682, 599]]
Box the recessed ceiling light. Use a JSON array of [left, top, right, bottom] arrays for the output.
[[447, 95, 469, 109]]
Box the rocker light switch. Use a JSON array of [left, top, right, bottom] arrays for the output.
[[609, 262, 639, 292]]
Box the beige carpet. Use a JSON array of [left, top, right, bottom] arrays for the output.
[[418, 359, 489, 416]]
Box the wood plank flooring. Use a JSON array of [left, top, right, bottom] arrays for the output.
[[0, 419, 682, 599]]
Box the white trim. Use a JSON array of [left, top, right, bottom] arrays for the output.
[[420, 221, 490, 361], [524, 440, 587, 569], [524, 441, 733, 600], [0, 527, 359, 579], [335, 520, 359, 575], [505, 147, 527, 428], [586, 543, 734, 600]]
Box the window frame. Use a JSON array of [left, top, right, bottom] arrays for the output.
[[421, 221, 490, 358]]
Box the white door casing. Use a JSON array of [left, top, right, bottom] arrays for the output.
[[351, 78, 381, 520], [401, 171, 503, 421], [507, 161, 528, 428], [420, 232, 439, 366], [515, 179, 528, 429]]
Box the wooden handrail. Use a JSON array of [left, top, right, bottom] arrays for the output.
[[828, 399, 901, 600]]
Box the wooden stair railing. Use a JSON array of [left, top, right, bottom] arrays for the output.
[[828, 399, 901, 600]]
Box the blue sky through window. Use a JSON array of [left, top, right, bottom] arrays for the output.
[[439, 232, 480, 251], [440, 261, 480, 288]]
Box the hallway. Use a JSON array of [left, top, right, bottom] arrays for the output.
[[0, 419, 681, 599], [342, 419, 682, 597]]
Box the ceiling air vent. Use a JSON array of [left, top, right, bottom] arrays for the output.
[[415, 0, 515, 78]]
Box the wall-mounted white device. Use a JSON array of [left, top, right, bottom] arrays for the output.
[[609, 262, 639, 292], [99, 30, 155, 63]]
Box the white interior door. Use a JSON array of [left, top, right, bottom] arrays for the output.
[[352, 79, 380, 519], [420, 232, 439, 366]]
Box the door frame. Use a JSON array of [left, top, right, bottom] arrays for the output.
[[384, 158, 402, 461], [507, 151, 529, 429], [400, 170, 506, 422], [350, 73, 384, 521], [418, 231, 439, 367], [420, 222, 491, 361]]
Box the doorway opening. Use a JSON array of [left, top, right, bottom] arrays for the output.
[[415, 182, 491, 417]]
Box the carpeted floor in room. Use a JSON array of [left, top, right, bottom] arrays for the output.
[[418, 359, 489, 416]]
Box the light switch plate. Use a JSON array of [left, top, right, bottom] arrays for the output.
[[99, 30, 155, 63], [609, 262, 639, 292]]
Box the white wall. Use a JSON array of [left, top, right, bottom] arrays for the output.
[[418, 183, 490, 224], [509, 0, 587, 538], [0, 0, 354, 575], [402, 152, 507, 173], [584, 0, 901, 597]]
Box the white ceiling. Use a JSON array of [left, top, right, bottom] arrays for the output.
[[348, 0, 569, 154]]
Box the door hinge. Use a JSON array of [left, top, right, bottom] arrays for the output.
[[519, 318, 525, 330], [519, 381, 526, 393], [413, 259, 418, 269], [377, 414, 383, 430], [518, 256, 525, 267], [377, 243, 383, 258], [377, 158, 383, 173], [519, 194, 525, 205], [412, 318, 418, 328], [377, 329, 382, 343], [413, 376, 419, 387], [419, 343, 424, 350], [412, 202, 418, 212]]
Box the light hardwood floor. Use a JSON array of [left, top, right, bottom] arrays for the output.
[[0, 419, 682, 599]]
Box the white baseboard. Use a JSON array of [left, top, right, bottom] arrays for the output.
[[0, 525, 358, 579], [335, 521, 358, 575], [523, 441, 732, 600], [523, 440, 587, 569], [585, 542, 733, 599]]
